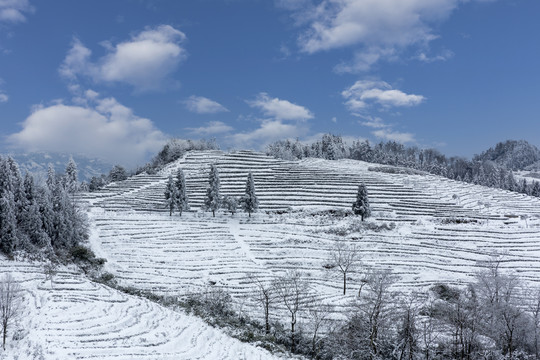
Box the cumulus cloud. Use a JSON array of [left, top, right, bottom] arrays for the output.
[[184, 96, 229, 114], [281, 0, 491, 71], [186, 121, 233, 136], [342, 80, 425, 111], [230, 120, 308, 148], [0, 0, 33, 23], [0, 92, 7, 103], [416, 49, 454, 63], [372, 129, 415, 143], [59, 25, 187, 92], [248, 92, 314, 121], [8, 93, 166, 166]]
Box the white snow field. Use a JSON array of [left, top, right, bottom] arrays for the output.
[[79, 150, 540, 310], [0, 258, 284, 360]]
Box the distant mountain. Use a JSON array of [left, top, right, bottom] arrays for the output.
[[3, 152, 113, 182], [473, 140, 540, 171]]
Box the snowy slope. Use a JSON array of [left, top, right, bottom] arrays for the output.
[[0, 257, 284, 360], [77, 150, 540, 319]]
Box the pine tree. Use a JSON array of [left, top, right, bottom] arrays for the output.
[[64, 157, 78, 193], [46, 164, 56, 193], [0, 191, 18, 257], [174, 169, 189, 216], [164, 175, 177, 216], [204, 164, 221, 217], [352, 183, 371, 221], [240, 172, 259, 217]]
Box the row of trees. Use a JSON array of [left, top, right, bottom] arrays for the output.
[[245, 252, 540, 360], [164, 165, 260, 217], [266, 135, 540, 197], [0, 155, 88, 259]]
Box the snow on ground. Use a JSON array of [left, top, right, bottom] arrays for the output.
[[0, 258, 285, 360], [76, 150, 540, 322]]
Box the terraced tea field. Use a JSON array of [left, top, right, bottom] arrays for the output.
[[79, 150, 540, 313]]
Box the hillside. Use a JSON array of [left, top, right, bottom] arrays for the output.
[[473, 139, 540, 170], [0, 258, 285, 360], [79, 150, 540, 312]]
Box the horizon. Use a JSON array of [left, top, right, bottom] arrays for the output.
[[0, 0, 538, 166]]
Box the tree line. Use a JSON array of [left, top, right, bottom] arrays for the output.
[[266, 135, 540, 197]]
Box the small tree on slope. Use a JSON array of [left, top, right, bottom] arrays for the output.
[[204, 164, 221, 217], [175, 169, 189, 216], [164, 175, 177, 216], [240, 172, 259, 217], [352, 183, 371, 221]]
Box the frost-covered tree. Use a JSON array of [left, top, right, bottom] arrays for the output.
[[64, 157, 78, 193], [0, 273, 21, 351], [329, 241, 360, 295], [109, 165, 128, 182], [352, 183, 371, 221], [46, 164, 56, 193], [174, 169, 189, 216], [222, 195, 238, 216], [204, 164, 221, 217], [164, 175, 177, 216], [240, 172, 258, 217], [0, 191, 18, 257]]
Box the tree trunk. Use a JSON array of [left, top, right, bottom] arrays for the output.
[[343, 273, 347, 295], [212, 210, 215, 217], [2, 323, 6, 351], [291, 320, 296, 352], [264, 302, 270, 335], [249, 211, 251, 218]]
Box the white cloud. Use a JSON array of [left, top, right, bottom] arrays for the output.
[[0, 92, 7, 103], [416, 49, 454, 63], [372, 129, 415, 143], [184, 96, 229, 114], [8, 93, 166, 166], [342, 80, 425, 111], [249, 92, 314, 121], [0, 0, 33, 23], [186, 121, 233, 136], [59, 25, 187, 92], [230, 119, 308, 148], [358, 115, 388, 128], [282, 0, 490, 71]]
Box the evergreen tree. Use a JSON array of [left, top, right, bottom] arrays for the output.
[[352, 183, 371, 221], [46, 164, 56, 193], [204, 164, 221, 217], [164, 175, 177, 216], [532, 181, 540, 197], [0, 191, 18, 257], [64, 157, 78, 193], [174, 169, 189, 216], [240, 172, 259, 217]]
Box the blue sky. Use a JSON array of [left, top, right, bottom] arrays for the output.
[[0, 0, 538, 166]]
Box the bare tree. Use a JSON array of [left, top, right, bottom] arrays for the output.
[[43, 261, 58, 289], [358, 268, 398, 359], [529, 288, 540, 360], [248, 273, 276, 335], [396, 294, 420, 360], [328, 241, 360, 295], [0, 273, 21, 350], [306, 298, 333, 359], [274, 270, 309, 352]]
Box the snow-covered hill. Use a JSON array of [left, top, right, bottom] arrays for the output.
[[0, 258, 284, 360], [79, 150, 540, 310]]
